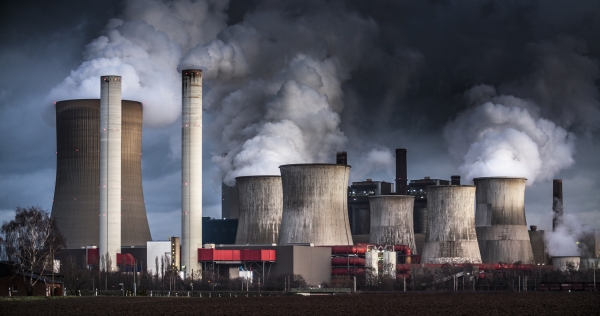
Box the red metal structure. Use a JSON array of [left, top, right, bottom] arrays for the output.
[[197, 249, 276, 262]]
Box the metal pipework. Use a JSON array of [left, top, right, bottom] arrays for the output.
[[278, 164, 353, 246], [181, 69, 203, 277], [235, 176, 283, 244], [421, 185, 482, 264]]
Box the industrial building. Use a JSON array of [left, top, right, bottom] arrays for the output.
[[474, 177, 535, 264], [278, 164, 353, 246], [51, 98, 151, 251], [47, 71, 594, 288]]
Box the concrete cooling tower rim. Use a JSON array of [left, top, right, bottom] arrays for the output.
[[473, 177, 527, 181], [57, 99, 141, 103], [279, 163, 351, 168], [425, 185, 475, 188], [369, 195, 415, 199], [235, 175, 281, 179]]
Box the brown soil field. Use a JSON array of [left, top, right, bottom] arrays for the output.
[[1, 292, 598, 315]]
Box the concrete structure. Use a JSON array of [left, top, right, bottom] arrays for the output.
[[474, 177, 535, 264], [235, 176, 283, 244], [203, 217, 238, 244], [552, 179, 563, 231], [336, 151, 347, 165], [368, 195, 416, 254], [170, 237, 180, 271], [421, 186, 482, 264], [529, 226, 549, 265], [201, 245, 331, 286], [222, 183, 240, 219], [552, 256, 580, 271], [348, 179, 394, 236], [146, 240, 171, 275], [51, 99, 151, 250], [99, 75, 122, 271], [279, 164, 353, 246], [181, 69, 203, 278], [395, 148, 408, 195], [408, 177, 451, 234]]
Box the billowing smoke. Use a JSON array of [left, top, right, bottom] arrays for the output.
[[545, 214, 593, 257], [180, 4, 379, 184], [350, 148, 395, 182], [46, 0, 229, 127], [444, 85, 576, 184]]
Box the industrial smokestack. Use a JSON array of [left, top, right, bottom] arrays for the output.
[[336, 151, 347, 165], [181, 69, 202, 277], [552, 179, 563, 232], [421, 185, 482, 264], [369, 195, 417, 254], [450, 175, 461, 186], [99, 75, 122, 271], [235, 176, 283, 244], [474, 177, 534, 264], [395, 148, 407, 195], [279, 164, 353, 246]]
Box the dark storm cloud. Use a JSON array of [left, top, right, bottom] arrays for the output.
[[0, 0, 598, 239]]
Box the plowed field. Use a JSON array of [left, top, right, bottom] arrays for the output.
[[1, 292, 598, 315]]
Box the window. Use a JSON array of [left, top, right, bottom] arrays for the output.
[[12, 286, 18, 292]]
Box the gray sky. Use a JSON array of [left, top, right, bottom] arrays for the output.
[[1, 0, 599, 241]]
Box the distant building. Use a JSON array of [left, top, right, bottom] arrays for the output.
[[221, 183, 240, 219], [202, 217, 238, 244], [348, 179, 394, 236]]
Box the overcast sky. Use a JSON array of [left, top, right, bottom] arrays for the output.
[[1, 0, 599, 241]]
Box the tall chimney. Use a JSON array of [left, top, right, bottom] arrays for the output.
[[395, 148, 408, 195], [552, 179, 563, 232], [99, 75, 122, 271], [181, 69, 203, 278], [336, 151, 347, 165], [451, 175, 461, 186]]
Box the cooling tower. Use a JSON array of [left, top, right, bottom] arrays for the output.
[[421, 186, 482, 264], [552, 179, 563, 232], [474, 177, 534, 264], [235, 176, 283, 244], [51, 99, 151, 251], [181, 69, 202, 277], [369, 195, 416, 254], [278, 164, 353, 246]]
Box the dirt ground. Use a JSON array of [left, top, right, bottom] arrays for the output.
[[1, 292, 598, 315]]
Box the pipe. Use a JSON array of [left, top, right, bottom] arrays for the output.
[[331, 257, 366, 266]]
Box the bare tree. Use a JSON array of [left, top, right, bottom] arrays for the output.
[[0, 206, 65, 296]]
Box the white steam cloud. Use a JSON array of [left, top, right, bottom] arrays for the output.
[[46, 0, 228, 127], [544, 214, 592, 257], [444, 85, 576, 184]]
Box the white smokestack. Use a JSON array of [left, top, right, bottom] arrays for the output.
[[181, 69, 202, 277], [99, 75, 122, 271]]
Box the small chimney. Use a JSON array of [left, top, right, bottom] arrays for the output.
[[395, 148, 408, 195], [336, 151, 347, 165], [451, 175, 461, 186], [530, 225, 537, 231], [552, 179, 563, 232]]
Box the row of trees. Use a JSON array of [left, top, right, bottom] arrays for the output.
[[0, 207, 65, 296]]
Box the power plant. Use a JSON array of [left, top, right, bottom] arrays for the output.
[[48, 72, 596, 289], [234, 176, 283, 244], [474, 177, 535, 264], [421, 185, 482, 264]]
